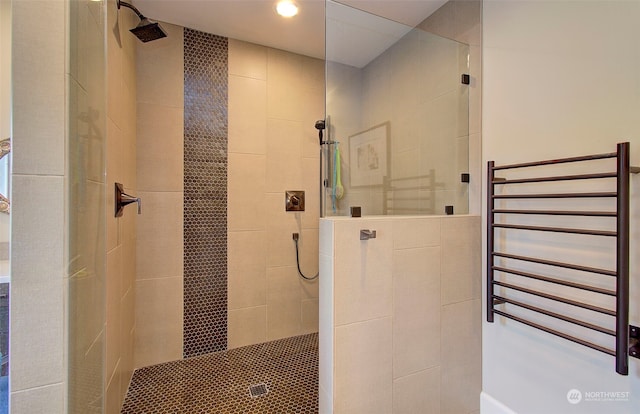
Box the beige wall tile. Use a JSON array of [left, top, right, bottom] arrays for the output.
[[121, 19, 139, 95], [121, 288, 136, 340], [136, 191, 183, 280], [136, 22, 184, 107], [122, 130, 137, 191], [265, 192, 299, 267], [393, 367, 441, 414], [12, 0, 65, 176], [105, 362, 122, 414], [134, 277, 183, 368], [301, 298, 319, 334], [77, 180, 107, 279], [107, 3, 123, 129], [301, 159, 321, 229], [318, 252, 334, 405], [324, 215, 481, 413], [334, 317, 392, 414], [298, 228, 319, 295], [107, 119, 123, 251], [137, 103, 184, 191], [228, 75, 267, 155], [69, 329, 104, 413], [108, 9, 137, 407], [334, 219, 393, 325], [393, 217, 441, 249], [10, 175, 65, 391], [120, 326, 136, 402], [11, 382, 64, 414], [122, 72, 138, 137], [11, 175, 64, 284], [228, 306, 267, 349], [229, 39, 267, 80], [267, 73, 303, 121], [267, 266, 302, 340], [268, 47, 303, 85], [68, 270, 105, 354], [11, 276, 65, 391], [441, 216, 481, 305], [301, 55, 325, 92], [440, 361, 481, 414], [266, 118, 303, 192], [120, 8, 139, 84], [106, 246, 123, 382], [441, 299, 481, 370], [227, 44, 323, 342], [393, 247, 441, 378], [121, 227, 137, 296], [228, 153, 266, 231], [228, 230, 267, 309], [300, 88, 325, 160]]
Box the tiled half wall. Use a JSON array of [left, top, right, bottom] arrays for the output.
[[319, 215, 482, 413]]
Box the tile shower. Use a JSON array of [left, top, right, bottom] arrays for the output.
[[126, 0, 481, 413], [134, 24, 323, 369], [7, 0, 477, 412], [129, 21, 323, 413]]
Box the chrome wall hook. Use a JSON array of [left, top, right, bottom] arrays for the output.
[[360, 229, 376, 240], [115, 182, 141, 217]]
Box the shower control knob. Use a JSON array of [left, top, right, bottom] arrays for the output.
[[285, 191, 305, 212]]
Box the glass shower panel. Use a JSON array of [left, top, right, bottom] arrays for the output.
[[68, 0, 107, 412], [324, 0, 469, 216]]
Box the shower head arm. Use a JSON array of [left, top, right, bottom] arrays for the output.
[[117, 0, 145, 20]]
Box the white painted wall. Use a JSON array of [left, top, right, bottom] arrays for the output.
[[482, 1, 640, 413]]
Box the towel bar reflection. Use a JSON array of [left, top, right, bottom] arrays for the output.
[[360, 229, 376, 240], [115, 182, 141, 217]]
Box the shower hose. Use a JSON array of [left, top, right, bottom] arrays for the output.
[[293, 233, 318, 280]]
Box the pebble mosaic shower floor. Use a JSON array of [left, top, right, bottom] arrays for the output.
[[120, 333, 319, 413]]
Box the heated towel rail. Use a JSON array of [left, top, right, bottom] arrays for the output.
[[487, 142, 638, 375]]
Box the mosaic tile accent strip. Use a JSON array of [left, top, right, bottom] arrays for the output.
[[121, 333, 319, 413], [183, 28, 229, 357]]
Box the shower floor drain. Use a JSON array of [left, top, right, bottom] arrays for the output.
[[249, 383, 268, 398]]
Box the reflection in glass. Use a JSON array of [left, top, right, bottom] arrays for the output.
[[324, 0, 469, 216], [67, 0, 107, 412]]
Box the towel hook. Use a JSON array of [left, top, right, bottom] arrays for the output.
[[360, 229, 376, 240]]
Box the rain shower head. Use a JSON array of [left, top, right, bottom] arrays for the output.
[[118, 1, 167, 43], [130, 18, 167, 43]]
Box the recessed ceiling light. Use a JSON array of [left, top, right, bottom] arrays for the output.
[[276, 1, 298, 18]]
